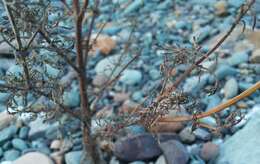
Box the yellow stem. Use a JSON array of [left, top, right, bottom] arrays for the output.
[[159, 81, 260, 122]]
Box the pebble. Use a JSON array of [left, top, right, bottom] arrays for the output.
[[119, 69, 142, 85], [0, 112, 15, 131], [179, 127, 196, 144], [123, 0, 144, 15], [214, 1, 228, 16], [63, 83, 80, 108], [250, 49, 260, 63], [227, 52, 249, 66], [151, 122, 184, 133], [92, 75, 109, 87], [4, 150, 20, 161], [200, 142, 219, 161], [18, 127, 30, 139], [13, 152, 54, 164], [215, 65, 238, 80], [155, 155, 166, 164], [159, 140, 189, 164], [91, 35, 116, 55], [0, 125, 17, 146], [193, 128, 211, 141], [223, 78, 239, 98], [65, 151, 82, 164], [50, 140, 62, 150], [114, 133, 162, 162], [11, 138, 28, 151]]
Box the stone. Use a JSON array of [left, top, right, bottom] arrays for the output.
[[11, 138, 28, 151], [0, 147, 3, 157], [191, 26, 211, 43], [155, 155, 167, 164], [200, 142, 219, 161], [63, 83, 80, 108], [179, 127, 196, 144], [18, 126, 30, 139], [193, 128, 211, 141], [151, 122, 184, 133], [250, 49, 260, 63], [216, 105, 260, 164], [113, 92, 129, 102], [227, 52, 249, 66], [214, 1, 228, 16], [149, 69, 161, 80], [119, 69, 142, 85], [6, 65, 23, 77], [0, 111, 16, 131], [65, 151, 82, 164], [159, 140, 189, 164], [0, 125, 17, 146], [91, 35, 116, 55], [123, 0, 144, 15], [13, 152, 54, 164], [114, 133, 162, 162], [183, 75, 208, 94], [95, 54, 131, 77], [204, 94, 221, 111], [228, 0, 245, 8], [4, 149, 20, 161], [223, 78, 238, 99], [92, 75, 108, 87], [50, 152, 63, 164], [50, 140, 62, 150], [215, 65, 238, 80], [45, 64, 60, 77]]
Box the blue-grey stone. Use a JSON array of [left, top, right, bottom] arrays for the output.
[[0, 125, 17, 146], [103, 26, 122, 35], [123, 0, 144, 15], [4, 149, 20, 161], [227, 52, 249, 66], [204, 94, 221, 111], [228, 0, 245, 8], [45, 125, 59, 140], [0, 92, 10, 103], [95, 55, 131, 77], [191, 26, 211, 43], [65, 151, 82, 164], [63, 83, 80, 108], [119, 70, 142, 85], [6, 65, 23, 77], [132, 91, 143, 102], [224, 78, 238, 98], [11, 138, 28, 151], [238, 82, 253, 91], [216, 105, 260, 164], [183, 75, 208, 94], [149, 69, 161, 80], [45, 64, 60, 77], [193, 128, 211, 141], [215, 65, 238, 80], [19, 126, 30, 139], [129, 161, 146, 164], [124, 125, 146, 135]]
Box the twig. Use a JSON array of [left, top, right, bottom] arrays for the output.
[[159, 81, 260, 122]]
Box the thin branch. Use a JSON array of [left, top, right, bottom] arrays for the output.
[[159, 81, 260, 122]]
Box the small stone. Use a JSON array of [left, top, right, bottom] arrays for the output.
[[200, 142, 219, 161], [215, 65, 238, 80], [91, 35, 116, 55], [0, 111, 16, 131], [193, 128, 211, 141], [50, 140, 62, 150], [13, 152, 54, 164], [12, 138, 28, 151], [123, 0, 144, 15], [113, 92, 129, 102], [114, 133, 162, 162], [227, 52, 249, 66], [65, 151, 82, 164], [214, 1, 228, 16], [179, 127, 196, 144], [0, 125, 18, 146], [4, 149, 21, 161], [0, 147, 3, 157], [149, 69, 161, 80], [119, 69, 142, 85], [250, 49, 260, 63], [155, 155, 167, 164], [63, 83, 80, 108], [50, 152, 63, 164], [159, 140, 189, 164], [151, 122, 184, 133], [224, 78, 238, 99], [18, 126, 30, 139], [92, 75, 108, 87]]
